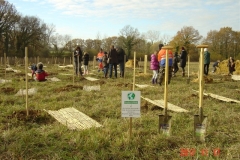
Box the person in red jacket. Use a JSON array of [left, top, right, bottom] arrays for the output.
[[35, 62, 48, 81]]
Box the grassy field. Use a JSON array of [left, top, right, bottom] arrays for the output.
[[0, 61, 239, 160]]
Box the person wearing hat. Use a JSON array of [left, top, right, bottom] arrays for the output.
[[204, 48, 210, 76], [102, 51, 109, 78]]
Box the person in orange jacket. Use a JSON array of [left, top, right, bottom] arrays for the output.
[[96, 48, 104, 72], [157, 44, 173, 85]]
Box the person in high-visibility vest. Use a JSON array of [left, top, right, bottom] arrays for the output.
[[158, 44, 173, 85], [96, 48, 104, 72]]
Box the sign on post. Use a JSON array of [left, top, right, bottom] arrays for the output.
[[121, 91, 141, 118]]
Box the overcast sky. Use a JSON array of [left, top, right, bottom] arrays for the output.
[[8, 0, 240, 41]]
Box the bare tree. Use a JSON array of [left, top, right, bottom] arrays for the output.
[[144, 30, 160, 45], [118, 25, 140, 57]]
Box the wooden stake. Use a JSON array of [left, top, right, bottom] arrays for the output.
[[72, 52, 75, 85], [129, 51, 136, 138], [25, 47, 29, 116], [144, 55, 147, 74], [4, 53, 6, 80]]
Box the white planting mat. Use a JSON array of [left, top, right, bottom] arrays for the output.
[[141, 96, 189, 113], [44, 107, 102, 130]]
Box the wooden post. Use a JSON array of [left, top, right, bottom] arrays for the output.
[[129, 51, 136, 138], [144, 55, 147, 74], [25, 47, 29, 116], [93, 56, 96, 70], [72, 52, 75, 85], [4, 53, 6, 80], [124, 55, 126, 84], [164, 48, 169, 116]]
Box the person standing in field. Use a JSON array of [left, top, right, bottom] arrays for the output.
[[102, 52, 109, 78], [227, 57, 235, 75], [172, 52, 180, 77], [116, 46, 127, 78], [180, 47, 187, 77], [150, 50, 159, 84], [158, 44, 173, 85], [108, 45, 118, 79], [73, 46, 83, 76], [82, 51, 89, 75], [35, 62, 48, 81], [204, 48, 210, 76], [96, 48, 104, 72]]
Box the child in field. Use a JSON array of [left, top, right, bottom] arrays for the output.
[[30, 63, 37, 78], [96, 48, 104, 72], [102, 52, 109, 78], [82, 51, 89, 75], [150, 50, 159, 84], [35, 62, 48, 81]]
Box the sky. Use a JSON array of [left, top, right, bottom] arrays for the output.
[[7, 0, 240, 41]]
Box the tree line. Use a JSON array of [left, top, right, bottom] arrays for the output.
[[1, 0, 239, 61]]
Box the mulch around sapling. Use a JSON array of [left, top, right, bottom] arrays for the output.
[[54, 84, 83, 92], [6, 109, 55, 125], [1, 87, 16, 94]]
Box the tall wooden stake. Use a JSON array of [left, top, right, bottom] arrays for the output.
[[25, 47, 29, 116]]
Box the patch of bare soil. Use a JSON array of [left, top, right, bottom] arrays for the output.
[[6, 109, 54, 124], [1, 87, 15, 94], [49, 72, 58, 76], [15, 73, 25, 76], [54, 84, 83, 92], [114, 82, 131, 87]]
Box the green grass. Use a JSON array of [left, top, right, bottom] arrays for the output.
[[0, 62, 240, 159]]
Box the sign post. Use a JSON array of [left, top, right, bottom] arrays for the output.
[[122, 91, 141, 137]]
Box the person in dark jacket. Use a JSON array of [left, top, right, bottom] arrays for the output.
[[82, 51, 89, 75], [204, 48, 210, 76], [173, 52, 180, 77], [212, 60, 220, 73], [116, 46, 127, 77], [108, 45, 118, 78], [30, 63, 37, 78], [73, 46, 83, 76], [180, 47, 187, 77], [227, 57, 235, 75]]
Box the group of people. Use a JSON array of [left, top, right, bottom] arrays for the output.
[[150, 44, 187, 85], [74, 45, 127, 79], [150, 44, 236, 85]]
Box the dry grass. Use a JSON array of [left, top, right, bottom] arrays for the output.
[[0, 60, 240, 159]]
